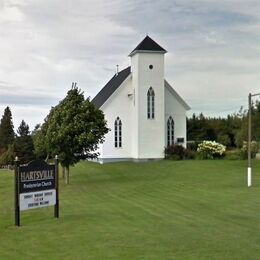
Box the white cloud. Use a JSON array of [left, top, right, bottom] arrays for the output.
[[0, 0, 259, 128], [0, 5, 25, 23], [199, 31, 226, 45]]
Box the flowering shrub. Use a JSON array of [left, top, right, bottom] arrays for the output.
[[241, 141, 259, 158], [197, 141, 226, 159]]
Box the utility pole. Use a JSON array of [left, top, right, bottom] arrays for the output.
[[247, 93, 252, 187]]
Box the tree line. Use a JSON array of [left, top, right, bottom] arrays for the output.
[[187, 101, 260, 148], [0, 107, 34, 167]]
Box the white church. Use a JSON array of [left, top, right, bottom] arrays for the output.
[[92, 36, 190, 163]]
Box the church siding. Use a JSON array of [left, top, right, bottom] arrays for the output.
[[165, 86, 187, 148], [92, 36, 189, 163]]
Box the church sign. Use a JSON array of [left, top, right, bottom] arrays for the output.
[[14, 158, 59, 226]]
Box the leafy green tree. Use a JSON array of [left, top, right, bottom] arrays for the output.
[[14, 120, 35, 164], [45, 86, 108, 184], [0, 106, 15, 151], [32, 122, 49, 160], [252, 100, 260, 142], [0, 144, 14, 166]]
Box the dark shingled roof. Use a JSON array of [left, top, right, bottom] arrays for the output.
[[91, 66, 131, 108], [129, 35, 167, 56]]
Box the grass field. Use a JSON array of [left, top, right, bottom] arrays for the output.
[[0, 160, 260, 259]]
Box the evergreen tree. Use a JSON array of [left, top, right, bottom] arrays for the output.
[[14, 120, 35, 164], [0, 107, 15, 151], [17, 119, 30, 136]]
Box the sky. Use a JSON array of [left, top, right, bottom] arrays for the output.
[[0, 0, 259, 131]]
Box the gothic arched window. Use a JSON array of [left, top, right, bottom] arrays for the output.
[[114, 117, 122, 148], [147, 87, 155, 119], [167, 116, 174, 146]]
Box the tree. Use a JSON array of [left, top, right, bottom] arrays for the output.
[[0, 144, 14, 166], [252, 100, 260, 141], [32, 122, 49, 160], [236, 101, 260, 146], [17, 120, 30, 136], [14, 120, 35, 164], [187, 113, 215, 141], [44, 86, 108, 184], [0, 107, 15, 151], [188, 108, 253, 148]]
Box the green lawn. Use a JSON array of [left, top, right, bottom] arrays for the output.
[[0, 160, 260, 259]]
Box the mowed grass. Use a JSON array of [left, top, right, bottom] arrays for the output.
[[0, 160, 260, 259]]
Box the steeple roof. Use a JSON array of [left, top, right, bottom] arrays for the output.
[[129, 35, 167, 56]]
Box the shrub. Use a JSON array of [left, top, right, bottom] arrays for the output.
[[165, 145, 196, 160], [184, 148, 196, 159], [0, 144, 14, 166], [165, 144, 185, 160], [197, 141, 226, 159], [186, 141, 199, 151], [225, 149, 246, 160], [241, 141, 259, 159]]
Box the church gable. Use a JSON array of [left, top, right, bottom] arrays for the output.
[[92, 66, 131, 108], [164, 80, 190, 111], [101, 73, 132, 111]]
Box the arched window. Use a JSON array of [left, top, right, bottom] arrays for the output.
[[167, 116, 174, 146], [147, 87, 155, 119], [114, 117, 122, 148]]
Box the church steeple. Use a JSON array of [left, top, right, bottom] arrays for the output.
[[130, 35, 166, 159], [129, 35, 167, 57]]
